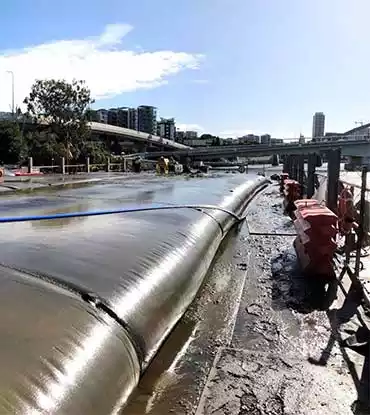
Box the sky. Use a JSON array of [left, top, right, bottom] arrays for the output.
[[1, 0, 370, 138]]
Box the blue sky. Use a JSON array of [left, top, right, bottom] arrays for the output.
[[1, 0, 370, 138]]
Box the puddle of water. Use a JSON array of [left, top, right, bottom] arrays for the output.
[[30, 203, 90, 228]]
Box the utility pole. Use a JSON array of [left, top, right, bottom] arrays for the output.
[[6, 71, 15, 117]]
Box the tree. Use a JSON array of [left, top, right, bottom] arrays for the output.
[[0, 121, 28, 165], [24, 79, 94, 161], [79, 142, 110, 165]]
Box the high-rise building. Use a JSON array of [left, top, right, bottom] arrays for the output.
[[260, 134, 271, 145], [312, 112, 325, 139], [138, 105, 157, 135], [127, 108, 138, 130], [157, 118, 176, 140]]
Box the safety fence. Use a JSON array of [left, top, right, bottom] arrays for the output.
[[25, 156, 155, 175]]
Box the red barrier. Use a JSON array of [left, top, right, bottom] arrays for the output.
[[293, 199, 338, 279]]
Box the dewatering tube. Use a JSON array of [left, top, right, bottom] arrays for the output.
[[0, 177, 268, 414]]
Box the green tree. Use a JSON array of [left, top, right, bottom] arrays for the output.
[[0, 121, 28, 165], [79, 142, 109, 164], [24, 79, 94, 161]]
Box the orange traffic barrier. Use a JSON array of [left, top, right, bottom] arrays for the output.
[[0, 168, 4, 183], [293, 200, 338, 279]]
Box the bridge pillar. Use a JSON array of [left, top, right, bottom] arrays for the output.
[[291, 156, 298, 181], [327, 149, 341, 212], [307, 154, 316, 198], [283, 155, 293, 177]]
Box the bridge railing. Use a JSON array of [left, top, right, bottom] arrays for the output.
[[26, 156, 155, 175]]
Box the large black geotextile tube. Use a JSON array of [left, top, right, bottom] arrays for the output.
[[0, 176, 267, 414]]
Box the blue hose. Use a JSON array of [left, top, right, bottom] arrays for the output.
[[0, 204, 243, 224]]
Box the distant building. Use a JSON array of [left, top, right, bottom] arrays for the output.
[[182, 138, 213, 147], [260, 134, 271, 145], [184, 131, 198, 139], [128, 108, 138, 130], [299, 134, 305, 144], [176, 131, 185, 142], [138, 105, 157, 135], [312, 112, 325, 139], [96, 109, 108, 123], [271, 138, 284, 145], [176, 130, 198, 143], [107, 108, 127, 128], [157, 118, 176, 140], [239, 134, 260, 145]]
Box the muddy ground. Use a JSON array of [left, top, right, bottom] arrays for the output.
[[124, 184, 369, 415]]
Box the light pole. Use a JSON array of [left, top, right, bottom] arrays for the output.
[[6, 71, 15, 117]]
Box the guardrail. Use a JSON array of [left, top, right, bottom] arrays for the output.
[[25, 156, 154, 175]]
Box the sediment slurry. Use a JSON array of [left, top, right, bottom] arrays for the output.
[[128, 184, 365, 414], [196, 186, 363, 415]]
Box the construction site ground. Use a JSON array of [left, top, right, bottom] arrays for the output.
[[124, 183, 369, 415]]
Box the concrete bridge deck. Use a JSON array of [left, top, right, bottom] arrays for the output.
[[140, 138, 370, 160]]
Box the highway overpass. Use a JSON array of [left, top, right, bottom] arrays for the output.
[[89, 122, 191, 150], [138, 137, 370, 160]]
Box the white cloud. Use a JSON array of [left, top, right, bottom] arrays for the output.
[[176, 123, 204, 132], [0, 23, 203, 111]]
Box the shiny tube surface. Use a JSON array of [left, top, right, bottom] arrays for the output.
[[0, 266, 140, 415], [0, 176, 267, 414]]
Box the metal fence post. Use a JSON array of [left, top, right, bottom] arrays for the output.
[[326, 149, 341, 212], [28, 157, 33, 174], [61, 157, 66, 175], [307, 153, 316, 198]]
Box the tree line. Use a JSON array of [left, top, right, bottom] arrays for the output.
[[0, 79, 110, 166]]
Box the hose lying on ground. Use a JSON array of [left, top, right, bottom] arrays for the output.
[[0, 204, 243, 223]]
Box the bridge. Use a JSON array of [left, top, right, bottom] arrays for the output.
[[89, 121, 191, 150], [138, 137, 370, 160]]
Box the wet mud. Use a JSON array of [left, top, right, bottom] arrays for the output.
[[197, 186, 366, 415], [130, 184, 367, 414]]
